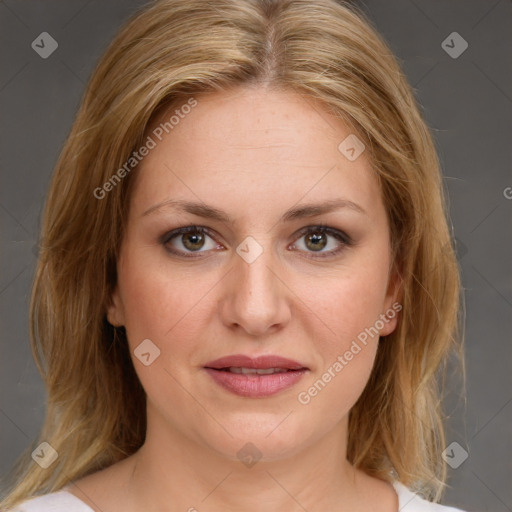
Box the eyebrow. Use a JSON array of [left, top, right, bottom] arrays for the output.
[[141, 198, 367, 222]]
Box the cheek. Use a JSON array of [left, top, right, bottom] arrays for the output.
[[115, 251, 217, 411], [294, 281, 382, 422], [291, 255, 390, 410], [300, 261, 390, 348], [117, 248, 219, 358]]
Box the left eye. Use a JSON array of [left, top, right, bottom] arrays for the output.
[[291, 227, 349, 255]]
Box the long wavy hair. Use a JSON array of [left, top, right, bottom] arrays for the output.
[[2, 0, 464, 508]]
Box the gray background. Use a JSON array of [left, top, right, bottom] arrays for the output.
[[1, 1, 511, 510]]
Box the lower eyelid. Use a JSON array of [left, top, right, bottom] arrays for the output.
[[290, 241, 346, 257]]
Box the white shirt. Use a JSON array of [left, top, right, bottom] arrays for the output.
[[11, 481, 467, 511]]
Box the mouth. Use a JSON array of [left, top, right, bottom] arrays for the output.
[[203, 354, 309, 397]]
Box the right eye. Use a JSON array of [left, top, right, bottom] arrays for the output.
[[161, 226, 224, 257]]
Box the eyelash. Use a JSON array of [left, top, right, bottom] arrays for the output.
[[160, 224, 353, 260]]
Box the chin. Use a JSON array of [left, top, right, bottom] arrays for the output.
[[193, 412, 319, 464]]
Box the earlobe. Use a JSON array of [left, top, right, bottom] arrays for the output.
[[106, 286, 125, 327], [379, 305, 400, 336]]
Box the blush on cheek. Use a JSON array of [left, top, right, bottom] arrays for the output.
[[310, 291, 385, 395], [315, 289, 385, 346]]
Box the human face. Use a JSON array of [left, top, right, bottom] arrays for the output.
[[108, 85, 400, 461]]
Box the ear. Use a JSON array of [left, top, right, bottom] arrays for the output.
[[379, 262, 403, 337], [106, 284, 126, 327]]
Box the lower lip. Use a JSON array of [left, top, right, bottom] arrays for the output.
[[204, 368, 308, 397]]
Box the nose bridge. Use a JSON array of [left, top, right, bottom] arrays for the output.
[[239, 249, 276, 300], [221, 236, 290, 335]]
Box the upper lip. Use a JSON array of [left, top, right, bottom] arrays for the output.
[[204, 354, 308, 370]]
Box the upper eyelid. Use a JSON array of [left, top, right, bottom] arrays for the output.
[[161, 226, 217, 243], [293, 225, 351, 243]]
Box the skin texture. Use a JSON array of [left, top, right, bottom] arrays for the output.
[[70, 85, 402, 512]]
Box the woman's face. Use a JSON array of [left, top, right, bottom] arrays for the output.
[[108, 85, 400, 461]]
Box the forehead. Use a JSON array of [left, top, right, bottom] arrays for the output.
[[146, 85, 357, 155], [131, 86, 382, 220]]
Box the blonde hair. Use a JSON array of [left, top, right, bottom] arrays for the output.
[[2, 0, 465, 508]]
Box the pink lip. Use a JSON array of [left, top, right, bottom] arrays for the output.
[[204, 354, 309, 398], [204, 354, 307, 370]]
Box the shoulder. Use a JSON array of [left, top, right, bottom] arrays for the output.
[[9, 490, 94, 512], [393, 481, 468, 512]]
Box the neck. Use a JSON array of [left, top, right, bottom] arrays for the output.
[[122, 404, 387, 512]]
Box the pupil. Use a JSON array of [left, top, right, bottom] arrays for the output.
[[306, 232, 327, 251], [183, 231, 205, 251]]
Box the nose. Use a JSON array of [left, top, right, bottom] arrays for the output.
[[219, 241, 292, 337]]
